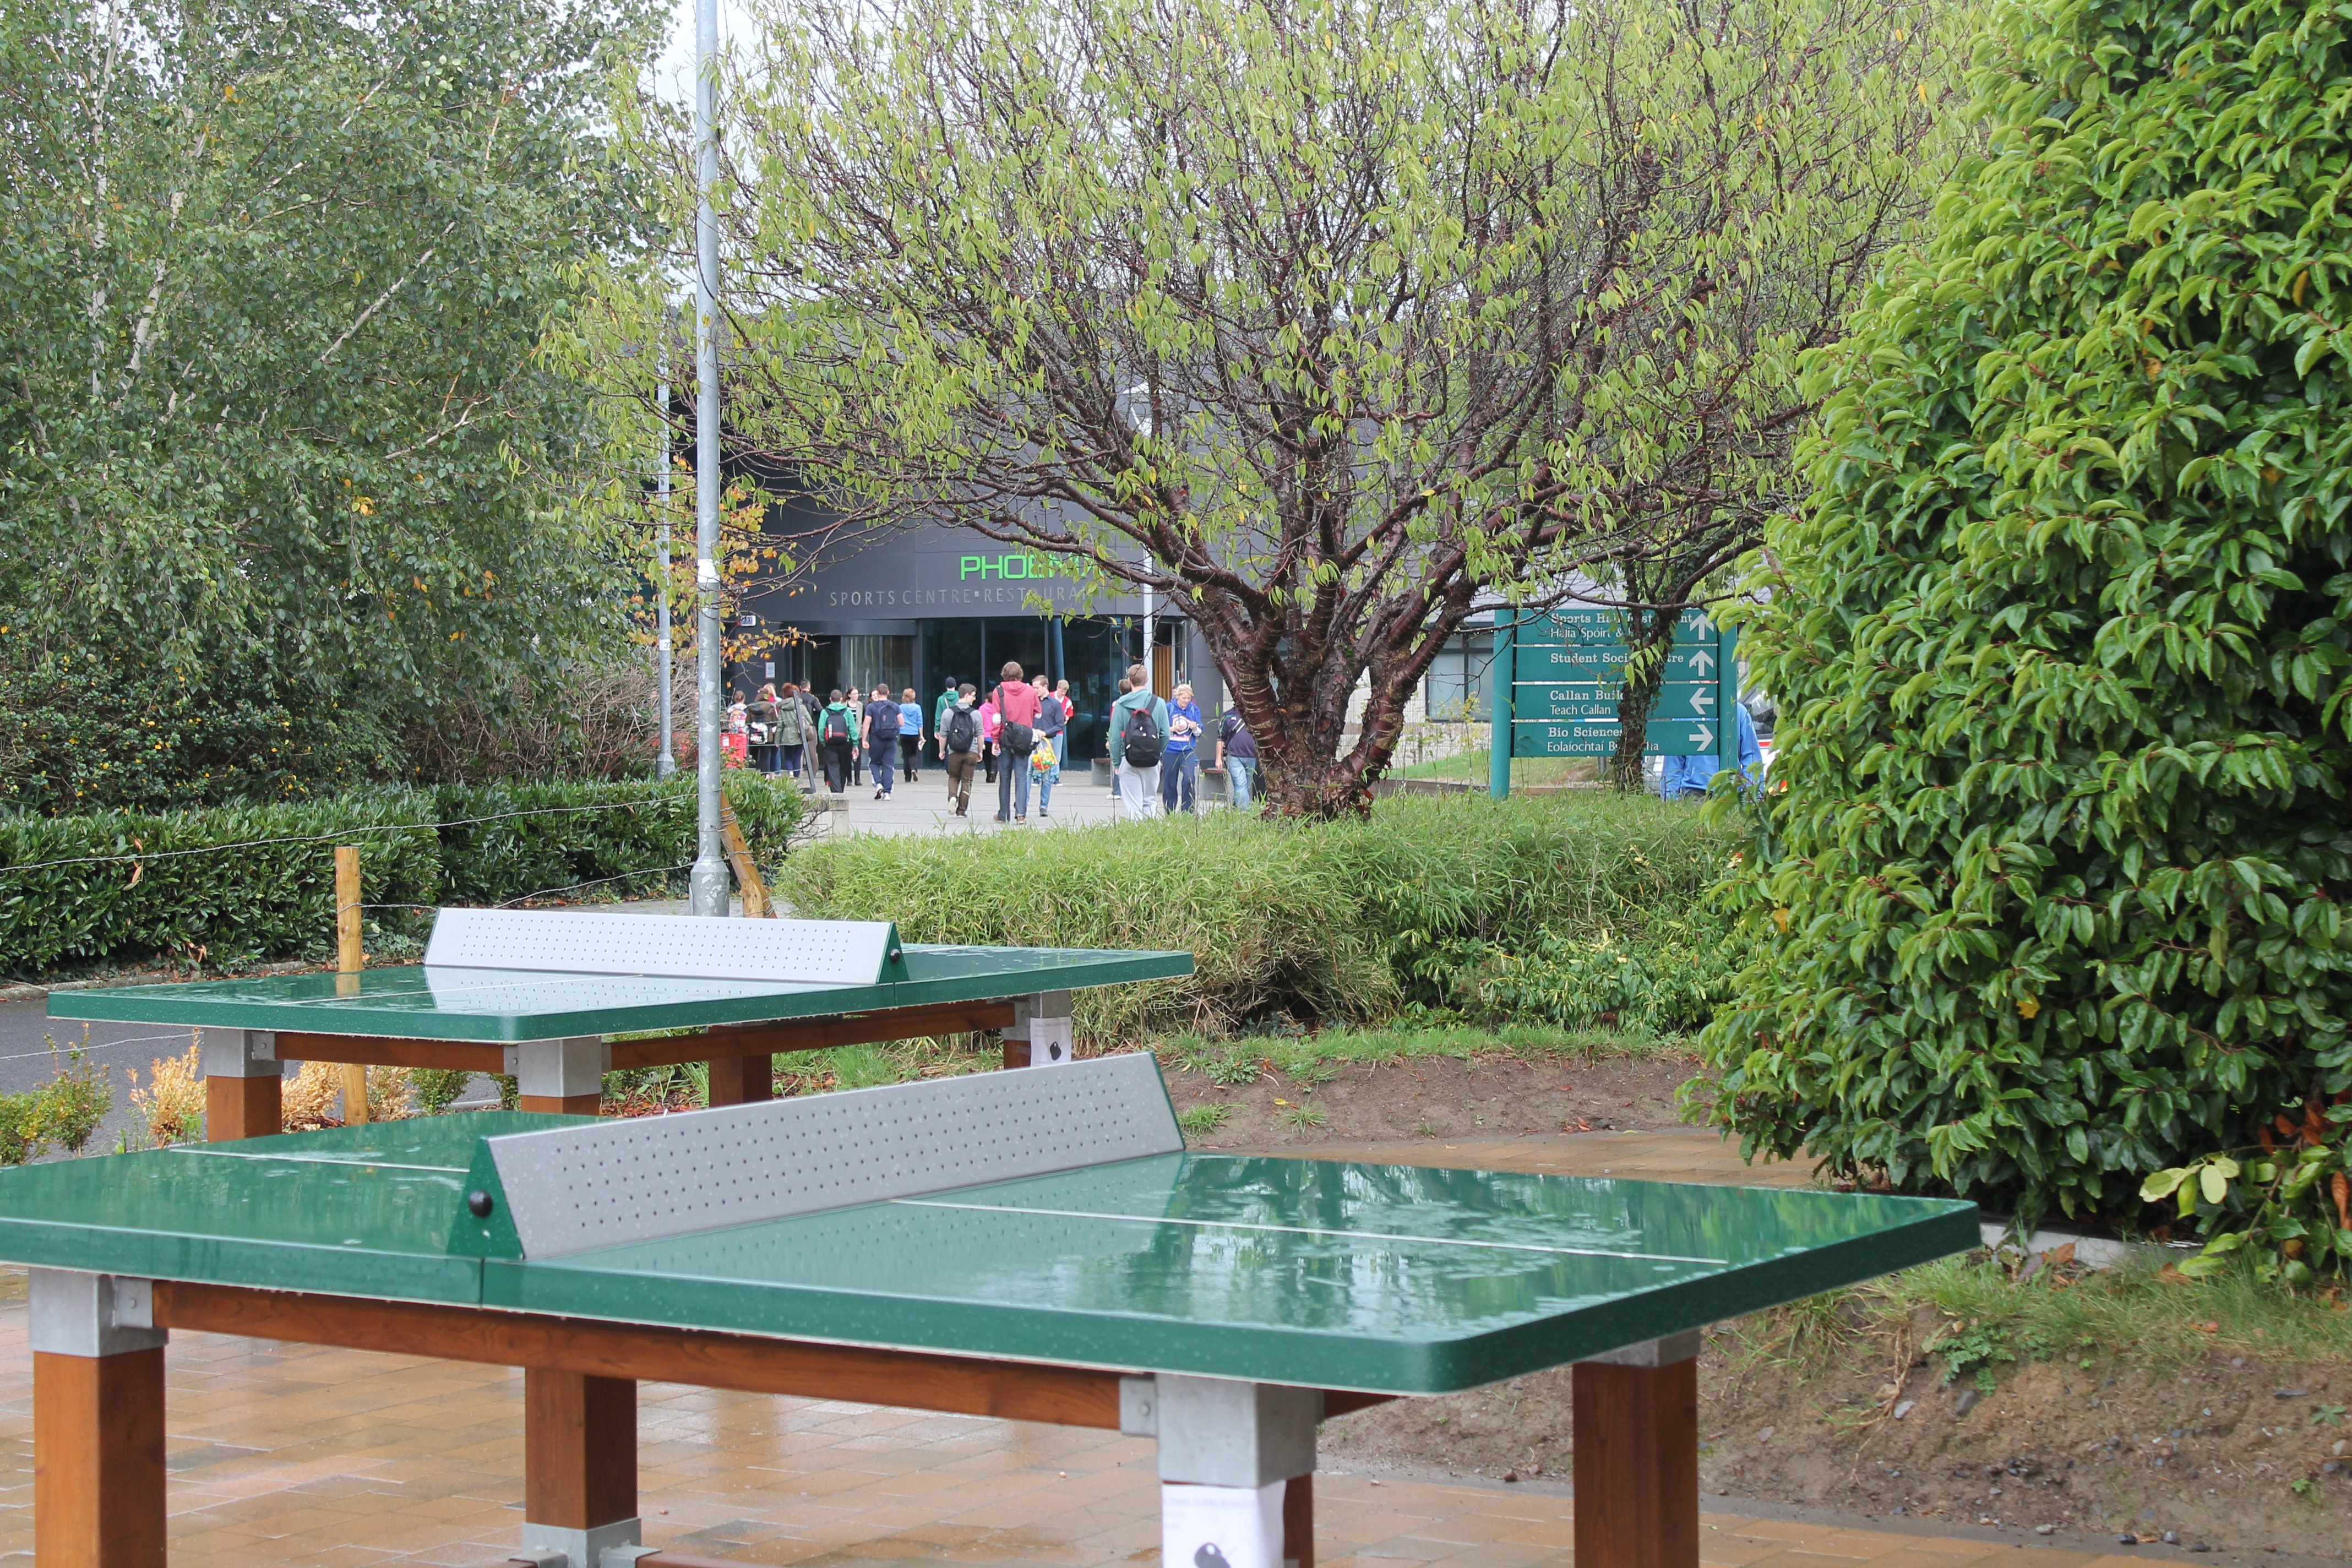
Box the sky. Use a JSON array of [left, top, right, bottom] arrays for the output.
[[650, 0, 749, 107]]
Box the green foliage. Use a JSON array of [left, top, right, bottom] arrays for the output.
[[2141, 1114, 2352, 1287], [781, 794, 1732, 1043], [597, 0, 1954, 815], [1924, 1320, 2019, 1392], [1176, 1104, 1232, 1139], [0, 0, 661, 722], [0, 791, 443, 974], [1156, 1022, 1661, 1075], [408, 1068, 474, 1115], [0, 657, 407, 815], [34, 1047, 113, 1154], [434, 773, 804, 907], [0, 1046, 117, 1165], [1458, 916, 1755, 1036], [0, 775, 805, 974], [1700, 0, 2352, 1250]]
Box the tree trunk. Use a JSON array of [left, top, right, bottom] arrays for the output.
[[1607, 613, 1676, 792], [1607, 676, 1659, 791]]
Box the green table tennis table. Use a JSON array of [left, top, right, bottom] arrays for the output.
[[0, 1053, 1976, 1568], [47, 908, 1193, 1137]]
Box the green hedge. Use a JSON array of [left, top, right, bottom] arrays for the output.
[[781, 793, 1730, 1044], [0, 775, 806, 974]]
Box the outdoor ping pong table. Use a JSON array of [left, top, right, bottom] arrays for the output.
[[47, 908, 1193, 1137], [0, 1053, 1977, 1568]]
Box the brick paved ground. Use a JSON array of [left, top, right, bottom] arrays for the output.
[[0, 1255, 2154, 1568]]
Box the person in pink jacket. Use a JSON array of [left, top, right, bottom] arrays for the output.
[[987, 661, 1044, 823]]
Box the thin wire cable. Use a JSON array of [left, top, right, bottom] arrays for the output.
[[0, 798, 682, 876], [493, 863, 694, 908]]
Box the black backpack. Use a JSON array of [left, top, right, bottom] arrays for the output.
[[944, 706, 979, 754], [1120, 702, 1164, 767], [996, 686, 1035, 755], [822, 706, 851, 743]]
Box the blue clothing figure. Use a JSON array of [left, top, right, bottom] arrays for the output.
[[1659, 703, 1762, 800], [1161, 694, 1204, 814]]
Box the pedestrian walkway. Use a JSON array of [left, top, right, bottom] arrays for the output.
[[793, 767, 1175, 838]]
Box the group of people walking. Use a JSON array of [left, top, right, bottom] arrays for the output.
[[732, 660, 1259, 821], [1106, 666, 1256, 818], [934, 662, 1074, 822], [739, 682, 924, 797]]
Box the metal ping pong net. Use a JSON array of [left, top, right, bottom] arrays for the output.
[[450, 1052, 1182, 1259], [422, 908, 914, 987]]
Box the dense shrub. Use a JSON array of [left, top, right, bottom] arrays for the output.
[[434, 775, 803, 907], [0, 775, 805, 974], [1698, 0, 2352, 1267], [0, 655, 407, 815], [782, 793, 1730, 1044]]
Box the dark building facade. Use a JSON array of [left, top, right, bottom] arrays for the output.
[[725, 497, 1212, 763]]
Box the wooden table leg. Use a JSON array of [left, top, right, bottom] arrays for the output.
[[1283, 1473, 1314, 1568], [1000, 1038, 1031, 1068], [524, 1368, 638, 1561], [705, 1053, 773, 1106], [1574, 1357, 1698, 1568], [517, 1093, 602, 1115], [35, 1347, 166, 1568], [204, 1074, 281, 1141]]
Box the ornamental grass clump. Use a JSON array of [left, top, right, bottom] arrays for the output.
[[1701, 0, 2352, 1277]]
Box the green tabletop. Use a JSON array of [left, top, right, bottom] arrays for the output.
[[43, 945, 1193, 1042], [0, 1117, 1976, 1393]]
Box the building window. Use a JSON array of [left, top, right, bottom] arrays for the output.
[[1424, 633, 1493, 722]]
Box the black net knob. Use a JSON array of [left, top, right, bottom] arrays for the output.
[[466, 1189, 496, 1218]]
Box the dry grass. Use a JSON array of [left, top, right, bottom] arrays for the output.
[[128, 1043, 205, 1146]]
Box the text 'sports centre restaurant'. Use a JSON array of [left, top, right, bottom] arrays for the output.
[[727, 499, 1218, 765]]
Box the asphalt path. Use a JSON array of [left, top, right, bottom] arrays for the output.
[[0, 1000, 196, 1155]]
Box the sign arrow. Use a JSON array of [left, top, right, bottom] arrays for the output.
[[1688, 646, 1717, 677], [1688, 686, 1715, 714], [1689, 723, 1716, 751]]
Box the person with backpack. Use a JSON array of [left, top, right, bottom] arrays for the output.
[[1108, 663, 1168, 819], [859, 684, 902, 800], [818, 688, 858, 794], [1216, 703, 1258, 811], [842, 686, 863, 785], [1030, 672, 1067, 818], [989, 660, 1043, 824], [940, 683, 983, 817], [772, 683, 809, 781]]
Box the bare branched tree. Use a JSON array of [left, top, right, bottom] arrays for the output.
[[603, 0, 1952, 815]]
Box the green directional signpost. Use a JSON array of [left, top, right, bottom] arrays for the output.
[[1488, 607, 1739, 798]]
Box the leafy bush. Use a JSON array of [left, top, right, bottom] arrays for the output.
[[0, 791, 443, 974], [0, 655, 408, 816], [782, 793, 1732, 1044], [1459, 916, 1755, 1036], [0, 774, 806, 974], [1698, 0, 2352, 1258], [410, 1068, 475, 1115], [434, 773, 802, 907], [0, 1044, 115, 1164]]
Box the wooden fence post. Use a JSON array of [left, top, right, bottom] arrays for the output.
[[335, 847, 369, 1125]]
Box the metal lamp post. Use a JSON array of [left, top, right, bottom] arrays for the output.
[[655, 351, 676, 780], [687, 0, 729, 916]]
